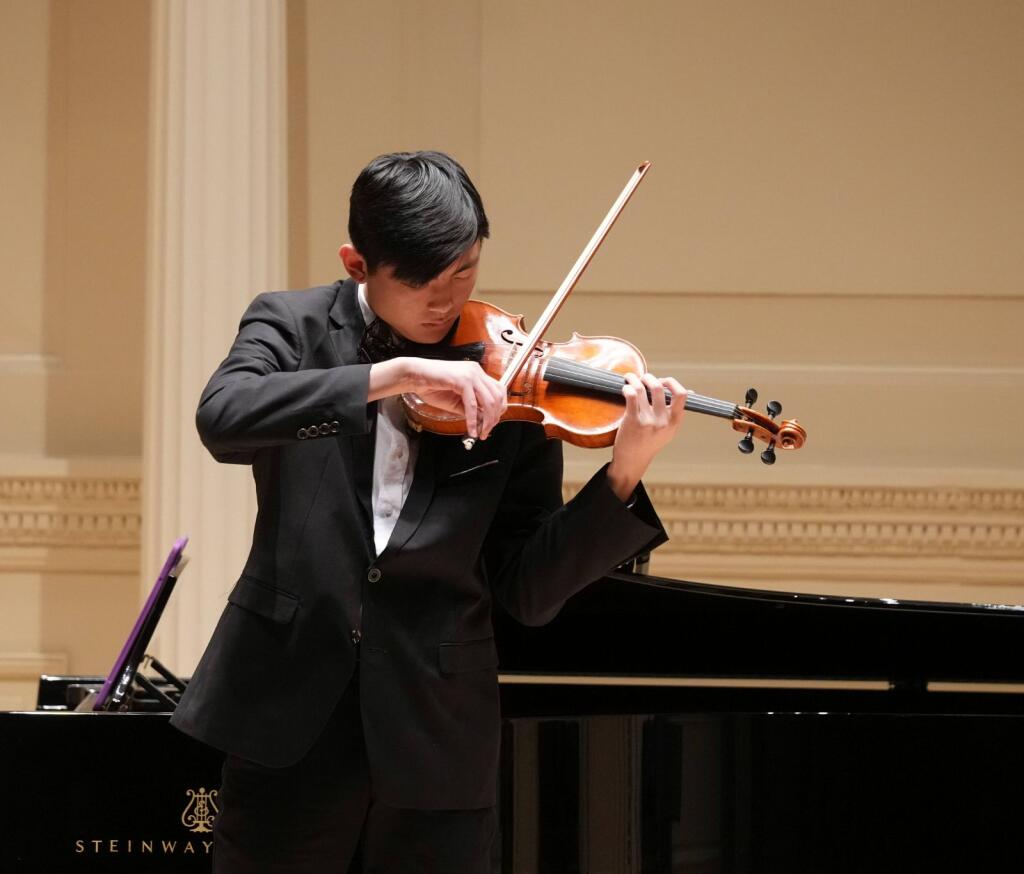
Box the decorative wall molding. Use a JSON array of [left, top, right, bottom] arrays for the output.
[[0, 475, 140, 505], [0, 474, 140, 548], [565, 480, 1024, 588], [2, 471, 1020, 586]]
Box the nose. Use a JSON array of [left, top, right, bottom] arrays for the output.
[[425, 289, 454, 318]]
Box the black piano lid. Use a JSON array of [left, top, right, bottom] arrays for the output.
[[607, 570, 1024, 616], [493, 570, 1024, 687]]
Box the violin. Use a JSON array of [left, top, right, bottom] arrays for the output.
[[401, 163, 807, 464], [402, 298, 806, 463]]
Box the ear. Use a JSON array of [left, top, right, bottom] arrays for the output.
[[338, 243, 369, 282]]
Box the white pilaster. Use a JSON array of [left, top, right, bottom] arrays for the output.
[[144, 0, 287, 672]]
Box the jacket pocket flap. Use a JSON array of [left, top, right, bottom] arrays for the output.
[[438, 638, 499, 674], [228, 576, 300, 624]]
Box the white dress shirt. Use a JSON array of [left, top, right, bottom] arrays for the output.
[[357, 284, 419, 556]]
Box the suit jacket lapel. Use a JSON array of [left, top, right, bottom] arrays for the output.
[[379, 431, 440, 559], [326, 279, 376, 536], [327, 278, 364, 364]]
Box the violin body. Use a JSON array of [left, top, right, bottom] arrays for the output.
[[402, 299, 644, 448]]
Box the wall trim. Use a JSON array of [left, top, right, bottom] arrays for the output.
[[487, 288, 1024, 301], [0, 651, 69, 681], [0, 473, 141, 572], [566, 480, 1024, 588], [1, 472, 1020, 587], [0, 354, 62, 373]]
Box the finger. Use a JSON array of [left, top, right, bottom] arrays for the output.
[[480, 384, 500, 440], [623, 371, 644, 399], [494, 376, 509, 414], [642, 372, 666, 411], [473, 373, 495, 440], [640, 373, 665, 424], [621, 374, 640, 419], [487, 376, 507, 438], [462, 381, 478, 439], [664, 378, 687, 423]]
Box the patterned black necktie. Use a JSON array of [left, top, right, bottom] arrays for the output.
[[358, 317, 408, 364], [359, 316, 469, 364]]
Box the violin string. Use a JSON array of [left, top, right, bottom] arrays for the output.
[[546, 360, 673, 401], [543, 358, 738, 420], [543, 358, 737, 417], [549, 370, 737, 419]]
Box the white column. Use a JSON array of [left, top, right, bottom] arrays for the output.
[[143, 0, 287, 672]]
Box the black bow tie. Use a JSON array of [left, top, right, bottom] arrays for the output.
[[358, 318, 408, 364]]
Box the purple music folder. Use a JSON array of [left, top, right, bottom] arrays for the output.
[[92, 536, 189, 711]]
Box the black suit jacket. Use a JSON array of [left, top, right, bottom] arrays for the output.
[[170, 279, 667, 809]]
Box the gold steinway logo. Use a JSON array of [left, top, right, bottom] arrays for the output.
[[181, 787, 219, 834], [73, 785, 221, 856]]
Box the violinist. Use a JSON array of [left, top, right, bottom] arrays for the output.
[[170, 150, 687, 874]]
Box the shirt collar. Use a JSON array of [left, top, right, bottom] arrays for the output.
[[356, 282, 376, 327]]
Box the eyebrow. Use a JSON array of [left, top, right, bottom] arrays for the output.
[[454, 254, 479, 272]]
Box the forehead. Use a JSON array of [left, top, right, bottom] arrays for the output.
[[451, 239, 482, 268]]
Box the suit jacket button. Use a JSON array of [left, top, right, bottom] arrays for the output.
[[350, 629, 362, 644], [297, 428, 308, 439], [330, 420, 340, 433], [318, 422, 331, 436], [367, 567, 382, 583]]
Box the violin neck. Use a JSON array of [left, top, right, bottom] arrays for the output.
[[542, 358, 738, 421]]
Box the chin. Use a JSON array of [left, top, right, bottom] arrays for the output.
[[408, 324, 452, 345]]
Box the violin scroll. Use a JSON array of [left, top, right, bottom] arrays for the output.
[[732, 387, 807, 464]]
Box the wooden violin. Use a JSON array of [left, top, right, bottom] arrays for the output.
[[402, 299, 806, 462], [401, 162, 807, 463]]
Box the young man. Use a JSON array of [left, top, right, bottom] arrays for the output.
[[170, 151, 687, 873]]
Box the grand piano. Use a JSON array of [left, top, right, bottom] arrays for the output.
[[3, 569, 1024, 873]]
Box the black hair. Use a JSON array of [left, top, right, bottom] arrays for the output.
[[348, 151, 489, 287]]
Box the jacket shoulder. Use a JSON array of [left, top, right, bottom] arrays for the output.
[[254, 283, 342, 317], [241, 283, 351, 359]]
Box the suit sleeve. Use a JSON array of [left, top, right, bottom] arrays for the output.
[[484, 427, 668, 626], [196, 292, 372, 463]]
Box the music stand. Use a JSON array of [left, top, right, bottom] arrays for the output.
[[91, 536, 189, 712]]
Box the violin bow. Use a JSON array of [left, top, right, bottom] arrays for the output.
[[463, 161, 652, 449]]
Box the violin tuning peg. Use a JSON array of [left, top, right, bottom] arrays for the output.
[[738, 430, 755, 455], [760, 441, 777, 465], [745, 388, 759, 407], [766, 400, 782, 419]]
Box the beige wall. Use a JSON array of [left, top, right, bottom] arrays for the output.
[[0, 0, 149, 458], [0, 0, 149, 705], [1, 0, 1022, 705], [1, 0, 52, 452]]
